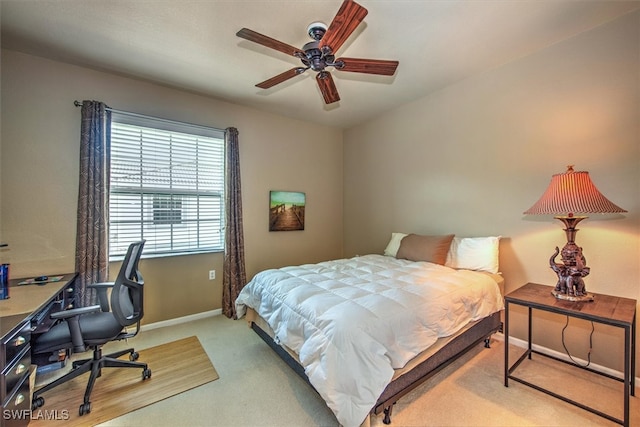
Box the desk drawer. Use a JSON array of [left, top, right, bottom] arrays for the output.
[[0, 323, 30, 369], [63, 281, 76, 310], [1, 346, 30, 400], [1, 373, 30, 427]]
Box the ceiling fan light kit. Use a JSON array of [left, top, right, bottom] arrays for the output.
[[236, 0, 399, 104], [307, 22, 328, 40]]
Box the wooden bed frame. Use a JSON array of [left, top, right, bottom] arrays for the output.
[[247, 309, 502, 425]]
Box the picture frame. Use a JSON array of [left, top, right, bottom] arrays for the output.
[[269, 191, 305, 231]]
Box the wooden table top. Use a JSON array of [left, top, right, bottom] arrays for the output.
[[0, 273, 76, 336], [505, 282, 636, 327]]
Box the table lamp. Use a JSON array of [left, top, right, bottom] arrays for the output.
[[524, 166, 627, 301]]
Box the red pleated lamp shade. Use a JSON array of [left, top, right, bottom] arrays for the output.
[[524, 166, 627, 216]]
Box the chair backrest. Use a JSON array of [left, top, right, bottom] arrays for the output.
[[111, 240, 145, 327]]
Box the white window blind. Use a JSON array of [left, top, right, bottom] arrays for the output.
[[109, 112, 225, 258]]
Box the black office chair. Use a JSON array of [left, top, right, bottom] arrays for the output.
[[31, 240, 151, 416]]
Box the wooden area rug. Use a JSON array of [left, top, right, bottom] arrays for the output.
[[30, 336, 218, 427]]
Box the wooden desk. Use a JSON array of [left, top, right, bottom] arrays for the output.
[[504, 282, 636, 426], [0, 273, 77, 427]]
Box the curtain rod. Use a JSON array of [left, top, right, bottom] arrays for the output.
[[73, 100, 225, 133], [74, 100, 115, 114]]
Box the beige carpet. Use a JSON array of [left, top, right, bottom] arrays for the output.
[[368, 339, 638, 427], [30, 336, 218, 427], [93, 316, 638, 427]]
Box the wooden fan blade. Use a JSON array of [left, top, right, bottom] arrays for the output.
[[237, 28, 304, 57], [319, 0, 368, 55], [335, 57, 399, 76], [256, 68, 307, 89], [316, 71, 340, 104]]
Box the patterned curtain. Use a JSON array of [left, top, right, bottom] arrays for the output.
[[222, 127, 247, 319], [75, 101, 111, 307]]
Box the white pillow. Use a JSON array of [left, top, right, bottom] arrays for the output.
[[445, 236, 501, 274], [383, 232, 408, 257]]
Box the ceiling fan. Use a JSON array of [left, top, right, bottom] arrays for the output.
[[236, 0, 399, 104]]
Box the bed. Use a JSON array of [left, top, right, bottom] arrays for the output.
[[235, 234, 504, 427]]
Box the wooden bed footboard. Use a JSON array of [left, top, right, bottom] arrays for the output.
[[248, 311, 502, 425]]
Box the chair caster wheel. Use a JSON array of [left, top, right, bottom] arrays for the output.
[[130, 351, 139, 361], [142, 368, 152, 380], [142, 368, 152, 379], [32, 396, 44, 410], [79, 402, 91, 416]]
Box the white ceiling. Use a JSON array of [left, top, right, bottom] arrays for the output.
[[2, 0, 639, 129]]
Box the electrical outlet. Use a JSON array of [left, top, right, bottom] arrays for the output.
[[208, 270, 216, 280]]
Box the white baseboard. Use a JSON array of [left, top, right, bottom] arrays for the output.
[[141, 309, 221, 331], [492, 332, 640, 386]]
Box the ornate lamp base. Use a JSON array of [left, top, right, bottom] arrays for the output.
[[551, 290, 594, 302], [548, 216, 595, 303]]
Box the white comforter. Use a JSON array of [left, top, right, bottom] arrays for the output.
[[235, 254, 504, 427]]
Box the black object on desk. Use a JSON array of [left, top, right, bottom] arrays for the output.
[[0, 264, 9, 300], [17, 276, 64, 286]]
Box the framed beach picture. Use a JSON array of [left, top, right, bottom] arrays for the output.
[[269, 191, 305, 231]]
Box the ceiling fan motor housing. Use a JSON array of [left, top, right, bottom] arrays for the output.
[[301, 40, 335, 72]]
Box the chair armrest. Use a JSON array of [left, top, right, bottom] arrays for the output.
[[87, 282, 114, 312], [50, 305, 102, 352], [87, 282, 114, 289], [50, 305, 101, 320]]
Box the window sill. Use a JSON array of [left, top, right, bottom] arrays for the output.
[[109, 248, 223, 263]]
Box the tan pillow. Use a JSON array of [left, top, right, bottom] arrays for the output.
[[396, 234, 455, 265]]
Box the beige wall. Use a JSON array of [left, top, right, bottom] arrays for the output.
[[344, 12, 639, 371], [1, 11, 638, 373], [0, 50, 343, 324]]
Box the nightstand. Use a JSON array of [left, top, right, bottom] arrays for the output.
[[504, 282, 636, 427]]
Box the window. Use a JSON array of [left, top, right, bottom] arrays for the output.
[[109, 112, 225, 258]]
